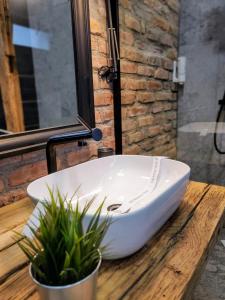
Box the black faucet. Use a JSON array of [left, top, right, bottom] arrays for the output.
[[46, 117, 102, 174]]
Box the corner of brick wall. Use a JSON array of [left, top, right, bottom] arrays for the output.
[[119, 0, 179, 158], [89, 0, 115, 151]]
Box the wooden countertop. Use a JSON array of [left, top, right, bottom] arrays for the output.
[[1, 181, 225, 300]]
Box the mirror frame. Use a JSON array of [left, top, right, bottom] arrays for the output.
[[0, 0, 95, 158]]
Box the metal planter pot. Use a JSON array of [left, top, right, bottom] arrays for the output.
[[29, 254, 102, 300]]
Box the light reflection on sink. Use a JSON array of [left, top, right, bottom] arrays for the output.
[[27, 155, 190, 259]]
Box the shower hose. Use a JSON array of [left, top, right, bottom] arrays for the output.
[[214, 92, 225, 154]]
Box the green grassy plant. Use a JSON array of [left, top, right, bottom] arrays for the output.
[[16, 188, 110, 286]]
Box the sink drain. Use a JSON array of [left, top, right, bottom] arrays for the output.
[[107, 204, 122, 212]]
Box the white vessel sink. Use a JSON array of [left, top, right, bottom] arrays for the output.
[[27, 155, 190, 259]]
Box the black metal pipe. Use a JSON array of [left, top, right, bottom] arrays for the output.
[[46, 128, 102, 174], [110, 0, 122, 154]]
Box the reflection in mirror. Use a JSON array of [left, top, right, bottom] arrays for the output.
[[0, 0, 78, 135]]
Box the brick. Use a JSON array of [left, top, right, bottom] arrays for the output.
[[0, 189, 26, 207], [152, 103, 163, 113], [163, 82, 171, 90], [121, 77, 147, 90], [22, 150, 45, 161], [170, 130, 176, 139], [91, 35, 98, 51], [160, 34, 174, 47], [147, 55, 162, 67], [94, 91, 113, 106], [169, 82, 177, 92], [123, 144, 141, 155], [148, 126, 161, 137], [128, 132, 145, 144], [56, 143, 77, 155], [167, 0, 180, 13], [151, 144, 173, 156], [138, 115, 154, 127], [143, 0, 164, 12], [137, 92, 155, 103], [92, 55, 108, 69], [170, 24, 178, 36], [92, 73, 110, 90], [137, 65, 154, 76], [91, 35, 107, 54], [0, 177, 4, 192], [162, 58, 173, 70], [121, 91, 136, 105], [124, 14, 141, 32], [155, 92, 173, 101], [154, 113, 167, 125], [151, 16, 171, 32], [154, 134, 170, 146], [122, 107, 127, 119], [56, 156, 67, 171], [95, 109, 114, 123], [140, 20, 146, 34], [120, 47, 145, 63], [101, 126, 114, 137], [90, 18, 105, 36], [127, 106, 146, 117], [152, 102, 172, 113], [120, 0, 131, 9], [164, 103, 173, 111], [67, 148, 91, 167], [166, 48, 177, 60], [120, 60, 138, 74], [147, 28, 162, 44], [0, 156, 21, 167], [87, 142, 98, 156], [147, 80, 162, 90], [120, 30, 134, 46], [122, 119, 137, 132], [172, 102, 177, 109], [172, 92, 177, 101], [122, 136, 127, 145], [102, 138, 115, 149], [139, 139, 154, 151], [8, 161, 47, 187], [166, 111, 177, 120], [98, 38, 107, 54], [154, 68, 169, 80], [163, 123, 173, 132], [98, 5, 106, 18]]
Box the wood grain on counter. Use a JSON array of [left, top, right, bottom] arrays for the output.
[[1, 182, 225, 300]]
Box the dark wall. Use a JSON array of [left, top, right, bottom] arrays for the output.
[[177, 0, 225, 185]]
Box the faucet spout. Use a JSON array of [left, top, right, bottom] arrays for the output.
[[46, 123, 102, 174]]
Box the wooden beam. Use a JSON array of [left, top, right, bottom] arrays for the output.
[[0, 0, 25, 132]]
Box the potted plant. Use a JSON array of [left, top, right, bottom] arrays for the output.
[[15, 188, 110, 300]]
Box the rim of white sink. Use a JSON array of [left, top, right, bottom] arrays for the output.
[[27, 155, 190, 219]]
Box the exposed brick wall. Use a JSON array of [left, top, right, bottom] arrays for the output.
[[0, 144, 97, 206], [0, 0, 179, 207], [90, 0, 115, 150], [120, 0, 179, 157]]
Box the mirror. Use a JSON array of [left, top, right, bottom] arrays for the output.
[[0, 0, 94, 137]]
